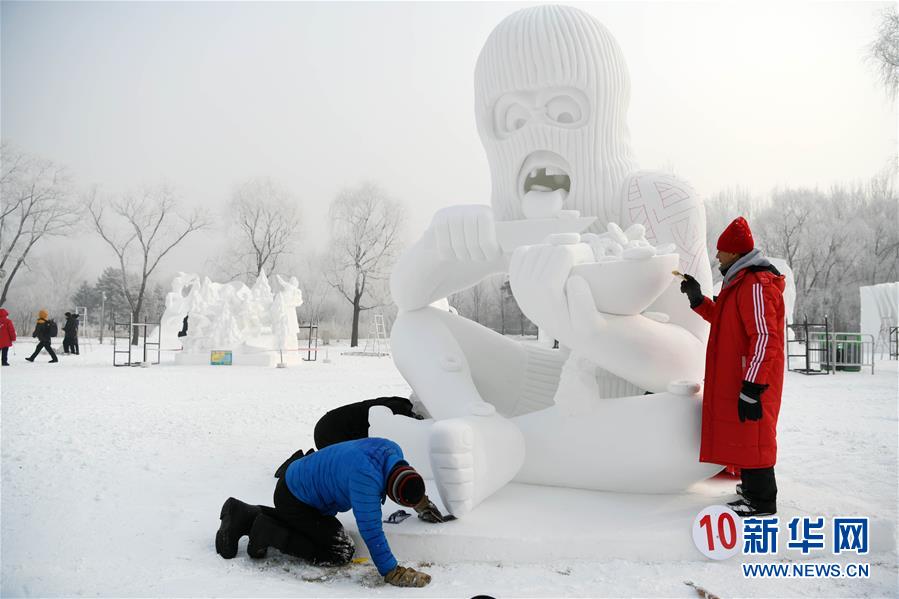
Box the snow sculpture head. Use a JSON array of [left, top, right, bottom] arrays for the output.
[[474, 4, 638, 226]]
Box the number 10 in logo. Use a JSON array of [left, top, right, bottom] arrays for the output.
[[692, 505, 741, 560]]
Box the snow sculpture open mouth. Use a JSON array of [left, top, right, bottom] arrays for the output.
[[518, 151, 572, 219]]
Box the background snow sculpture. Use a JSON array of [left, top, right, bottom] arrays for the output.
[[160, 269, 302, 365], [860, 282, 899, 353], [375, 4, 720, 517], [270, 274, 303, 363]]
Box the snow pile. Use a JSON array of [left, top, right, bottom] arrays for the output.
[[159, 270, 302, 360]]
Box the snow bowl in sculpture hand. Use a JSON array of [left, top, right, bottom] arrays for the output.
[[494, 214, 596, 252], [571, 253, 679, 316]]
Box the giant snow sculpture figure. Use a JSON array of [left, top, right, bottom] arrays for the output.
[[372, 4, 721, 517]]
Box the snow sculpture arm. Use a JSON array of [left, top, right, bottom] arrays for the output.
[[510, 242, 704, 391], [391, 205, 506, 312]]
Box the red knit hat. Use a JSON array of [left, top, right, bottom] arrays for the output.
[[716, 217, 754, 254]]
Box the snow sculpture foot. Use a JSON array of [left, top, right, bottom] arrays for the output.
[[429, 407, 525, 517]]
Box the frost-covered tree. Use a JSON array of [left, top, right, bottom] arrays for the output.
[[0, 144, 79, 304], [325, 182, 404, 347], [225, 177, 302, 283], [88, 185, 207, 342], [868, 5, 899, 99]]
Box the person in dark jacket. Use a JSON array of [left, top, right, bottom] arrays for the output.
[[177, 315, 188, 338], [315, 396, 422, 450], [273, 396, 425, 478], [0, 308, 17, 366], [680, 217, 785, 517], [62, 312, 80, 355], [216, 438, 444, 588], [26, 309, 58, 363]]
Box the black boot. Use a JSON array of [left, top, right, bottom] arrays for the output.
[[247, 513, 290, 559], [25, 356, 35, 362], [215, 498, 262, 559]]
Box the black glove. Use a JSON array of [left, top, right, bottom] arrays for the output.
[[679, 274, 704, 308], [414, 495, 446, 523], [738, 381, 767, 422]]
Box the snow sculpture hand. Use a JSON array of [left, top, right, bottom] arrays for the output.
[[509, 240, 600, 351], [429, 205, 503, 263]]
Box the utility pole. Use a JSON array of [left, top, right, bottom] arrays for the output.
[[99, 291, 106, 344]]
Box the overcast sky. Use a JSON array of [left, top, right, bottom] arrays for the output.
[[3, 1, 896, 282]]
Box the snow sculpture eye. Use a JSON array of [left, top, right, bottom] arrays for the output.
[[545, 95, 583, 126], [492, 93, 533, 138], [503, 103, 531, 134]]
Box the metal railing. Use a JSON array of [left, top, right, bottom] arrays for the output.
[[819, 332, 875, 374], [787, 318, 831, 375], [112, 316, 162, 367], [787, 318, 875, 375]]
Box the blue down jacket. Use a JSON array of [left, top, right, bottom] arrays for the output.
[[284, 437, 406, 575]]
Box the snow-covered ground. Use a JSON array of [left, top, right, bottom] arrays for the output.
[[2, 339, 897, 597]]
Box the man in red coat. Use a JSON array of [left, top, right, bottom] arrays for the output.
[[680, 217, 785, 517]]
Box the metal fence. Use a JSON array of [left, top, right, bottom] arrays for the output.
[[787, 319, 875, 375]]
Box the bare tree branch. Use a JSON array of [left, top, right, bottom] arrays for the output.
[[0, 145, 79, 304], [215, 178, 302, 283], [88, 184, 208, 342], [868, 5, 899, 99]]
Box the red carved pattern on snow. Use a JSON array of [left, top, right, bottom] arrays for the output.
[[624, 173, 703, 271], [664, 211, 703, 272], [653, 179, 692, 209], [627, 178, 641, 203], [628, 206, 657, 243]]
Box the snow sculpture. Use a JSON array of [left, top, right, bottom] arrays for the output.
[[271, 275, 303, 365], [160, 270, 302, 365], [373, 4, 720, 517]]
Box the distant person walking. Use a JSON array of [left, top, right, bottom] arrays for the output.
[[0, 308, 17, 366], [26, 310, 58, 363], [62, 312, 80, 355], [679, 217, 785, 517]]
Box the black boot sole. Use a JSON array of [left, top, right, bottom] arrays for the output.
[[216, 498, 241, 559]]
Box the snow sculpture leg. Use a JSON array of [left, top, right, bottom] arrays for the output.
[[383, 309, 529, 516], [514, 391, 721, 491]]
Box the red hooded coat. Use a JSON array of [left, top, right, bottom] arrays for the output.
[[693, 266, 786, 469], [0, 308, 17, 349]]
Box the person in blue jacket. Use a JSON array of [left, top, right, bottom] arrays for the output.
[[215, 437, 444, 588]]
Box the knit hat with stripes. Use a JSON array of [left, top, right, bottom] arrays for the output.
[[386, 463, 425, 507]]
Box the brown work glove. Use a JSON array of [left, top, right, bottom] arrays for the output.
[[384, 565, 431, 587], [414, 494, 445, 523]]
